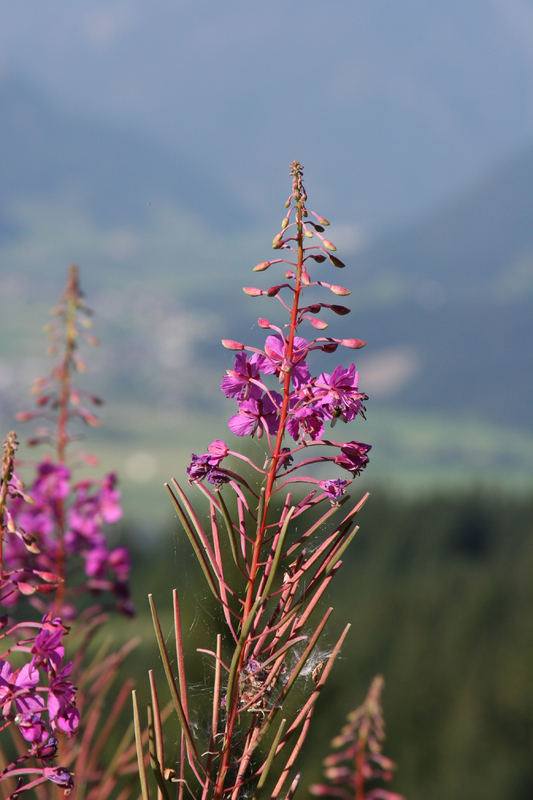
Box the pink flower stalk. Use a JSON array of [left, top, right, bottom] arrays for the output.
[[142, 161, 380, 800], [310, 676, 403, 800]]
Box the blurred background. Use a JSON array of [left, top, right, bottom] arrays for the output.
[[1, 2, 532, 797]]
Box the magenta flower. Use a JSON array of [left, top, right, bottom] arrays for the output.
[[278, 447, 294, 469], [334, 441, 372, 475], [287, 404, 326, 442], [254, 335, 311, 389], [0, 660, 43, 719], [221, 353, 262, 400], [17, 712, 49, 745], [313, 364, 366, 421], [319, 478, 350, 503], [99, 472, 122, 524], [31, 734, 58, 760], [84, 540, 109, 578], [48, 662, 79, 736], [108, 546, 131, 580], [228, 392, 281, 439], [42, 766, 74, 788], [33, 461, 70, 502], [187, 445, 230, 486], [31, 615, 67, 673]]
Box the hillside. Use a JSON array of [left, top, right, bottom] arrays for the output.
[[1, 79, 532, 507]]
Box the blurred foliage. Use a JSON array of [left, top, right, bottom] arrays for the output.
[[105, 487, 533, 799]]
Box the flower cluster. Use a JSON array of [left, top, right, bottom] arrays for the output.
[[1, 268, 136, 798], [4, 461, 132, 615], [187, 163, 371, 508], [0, 614, 79, 747], [1, 434, 76, 794]]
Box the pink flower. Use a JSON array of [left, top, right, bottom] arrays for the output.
[[228, 393, 281, 439]]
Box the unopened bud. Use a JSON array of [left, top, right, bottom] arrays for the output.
[[329, 285, 352, 296], [323, 239, 336, 252], [266, 285, 281, 297], [243, 287, 262, 296], [253, 261, 271, 272], [304, 229, 313, 238], [281, 216, 289, 230], [308, 317, 329, 330], [258, 318, 271, 328], [272, 233, 283, 249], [221, 339, 244, 350], [301, 268, 311, 286], [317, 216, 330, 226], [340, 338, 367, 349], [329, 255, 345, 268], [330, 305, 351, 315], [285, 269, 295, 279], [312, 254, 326, 263], [314, 224, 325, 232]]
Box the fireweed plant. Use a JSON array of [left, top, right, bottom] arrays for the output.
[[310, 676, 403, 800], [135, 162, 393, 800], [1, 267, 138, 798]]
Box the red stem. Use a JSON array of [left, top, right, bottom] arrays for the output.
[[212, 170, 305, 800]]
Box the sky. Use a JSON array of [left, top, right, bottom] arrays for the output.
[[2, 0, 533, 238]]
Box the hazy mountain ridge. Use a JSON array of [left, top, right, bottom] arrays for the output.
[[1, 78, 532, 490], [0, 76, 252, 233]]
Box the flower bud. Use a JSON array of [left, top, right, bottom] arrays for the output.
[[304, 229, 313, 238], [329, 285, 352, 296], [340, 338, 367, 349], [272, 233, 283, 249], [208, 440, 228, 458], [15, 411, 35, 421], [301, 268, 311, 285], [266, 285, 281, 297], [329, 255, 345, 268], [258, 318, 271, 328], [253, 261, 271, 272], [316, 216, 330, 226], [221, 339, 244, 350], [281, 216, 289, 230], [323, 239, 336, 251], [308, 317, 329, 330], [312, 254, 326, 263], [242, 287, 262, 296], [330, 305, 351, 315]]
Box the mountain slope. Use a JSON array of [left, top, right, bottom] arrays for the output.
[[0, 76, 252, 233]]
